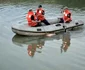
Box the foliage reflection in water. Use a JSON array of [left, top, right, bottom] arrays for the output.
[[0, 0, 85, 9]]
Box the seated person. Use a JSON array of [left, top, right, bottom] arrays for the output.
[[26, 9, 41, 27], [58, 7, 72, 23]]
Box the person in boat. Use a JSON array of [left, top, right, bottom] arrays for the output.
[[35, 5, 50, 25], [26, 9, 42, 27], [59, 7, 72, 23]]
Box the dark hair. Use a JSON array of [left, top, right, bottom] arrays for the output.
[[38, 5, 42, 8], [29, 9, 32, 11]]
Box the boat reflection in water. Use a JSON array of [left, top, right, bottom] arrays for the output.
[[61, 31, 71, 53], [12, 35, 46, 57], [12, 32, 71, 57]]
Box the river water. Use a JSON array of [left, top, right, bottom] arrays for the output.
[[0, 0, 85, 70]]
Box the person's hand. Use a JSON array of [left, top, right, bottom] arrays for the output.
[[36, 20, 41, 23]]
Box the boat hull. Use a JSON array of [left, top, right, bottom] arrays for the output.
[[12, 20, 84, 36]]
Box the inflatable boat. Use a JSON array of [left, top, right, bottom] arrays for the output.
[[12, 18, 84, 36]]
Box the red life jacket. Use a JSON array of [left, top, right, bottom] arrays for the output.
[[26, 11, 37, 27], [36, 8, 45, 21], [63, 9, 72, 23]]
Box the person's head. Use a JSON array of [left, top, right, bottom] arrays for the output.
[[38, 5, 42, 8], [29, 9, 32, 12], [28, 9, 34, 14], [63, 7, 68, 10], [61, 7, 68, 13]]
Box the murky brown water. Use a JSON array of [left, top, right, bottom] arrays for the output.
[[0, 0, 85, 70]]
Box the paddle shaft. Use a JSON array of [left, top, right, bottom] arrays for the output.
[[63, 23, 66, 32]]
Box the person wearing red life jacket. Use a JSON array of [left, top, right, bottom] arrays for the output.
[[58, 7, 72, 23], [26, 9, 41, 27], [35, 5, 50, 25], [63, 7, 72, 23]]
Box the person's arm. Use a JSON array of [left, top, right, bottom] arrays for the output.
[[65, 18, 72, 23], [31, 19, 40, 23]]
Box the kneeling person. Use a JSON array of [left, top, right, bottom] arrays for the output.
[[58, 7, 72, 23], [35, 5, 50, 25]]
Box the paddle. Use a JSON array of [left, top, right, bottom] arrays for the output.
[[60, 6, 67, 32], [58, 18, 67, 32], [63, 22, 67, 32]]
